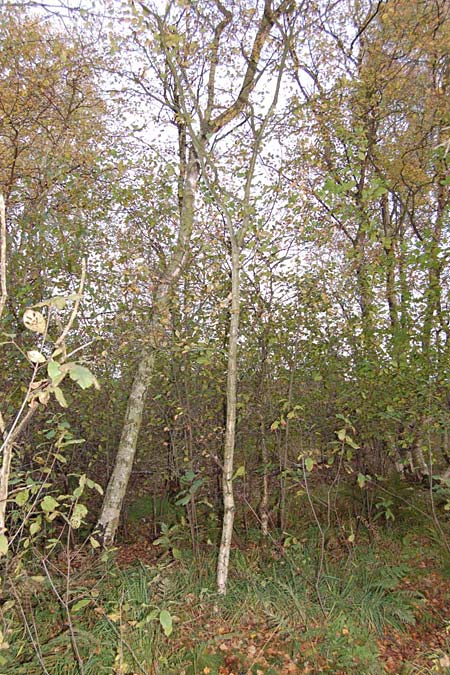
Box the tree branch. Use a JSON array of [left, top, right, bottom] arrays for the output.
[[0, 195, 7, 322]]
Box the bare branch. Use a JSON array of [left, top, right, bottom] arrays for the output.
[[0, 195, 6, 322], [54, 257, 87, 350], [208, 0, 292, 135]]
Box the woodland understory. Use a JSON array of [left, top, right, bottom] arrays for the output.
[[0, 0, 449, 673]]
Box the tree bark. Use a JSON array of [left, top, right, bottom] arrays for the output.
[[217, 239, 240, 595]]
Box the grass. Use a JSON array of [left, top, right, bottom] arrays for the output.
[[2, 513, 449, 675]]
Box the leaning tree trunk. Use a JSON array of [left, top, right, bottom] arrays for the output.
[[97, 150, 198, 546], [96, 350, 156, 545]]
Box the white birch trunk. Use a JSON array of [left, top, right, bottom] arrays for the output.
[[96, 350, 155, 546], [260, 421, 269, 536], [216, 241, 240, 595]]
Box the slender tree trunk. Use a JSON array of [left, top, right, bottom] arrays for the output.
[[279, 338, 298, 532], [96, 350, 155, 545], [217, 239, 240, 595], [259, 417, 269, 536], [97, 150, 198, 546], [256, 313, 270, 535]]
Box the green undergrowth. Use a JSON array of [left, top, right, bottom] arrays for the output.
[[2, 524, 449, 675]]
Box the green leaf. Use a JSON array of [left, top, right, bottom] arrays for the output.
[[357, 473, 366, 489], [337, 428, 346, 441], [54, 386, 68, 408], [136, 609, 159, 628], [345, 435, 360, 450], [175, 493, 191, 506], [48, 360, 62, 381], [49, 296, 67, 310], [41, 495, 59, 513], [33, 295, 67, 310], [84, 478, 104, 495], [30, 519, 41, 535], [305, 457, 314, 472], [59, 439, 85, 447], [0, 534, 8, 556], [70, 503, 88, 529], [89, 536, 100, 549], [172, 547, 182, 560], [232, 465, 245, 480], [71, 598, 91, 613], [68, 364, 95, 389], [270, 420, 280, 431], [15, 489, 29, 506], [159, 609, 173, 637]]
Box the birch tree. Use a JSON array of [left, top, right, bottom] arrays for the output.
[[97, 0, 293, 548]]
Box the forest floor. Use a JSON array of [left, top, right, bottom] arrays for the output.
[[113, 531, 450, 675], [4, 501, 450, 675]]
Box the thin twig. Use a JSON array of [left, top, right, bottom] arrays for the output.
[[0, 194, 7, 321], [54, 257, 86, 350], [9, 583, 52, 675]]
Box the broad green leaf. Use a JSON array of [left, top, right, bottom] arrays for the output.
[[159, 609, 173, 637], [337, 428, 346, 441], [270, 420, 280, 431], [48, 360, 62, 381], [68, 364, 95, 389], [73, 485, 83, 499], [89, 536, 100, 549], [41, 495, 59, 513], [305, 457, 314, 472], [30, 519, 41, 535], [15, 489, 29, 507]]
